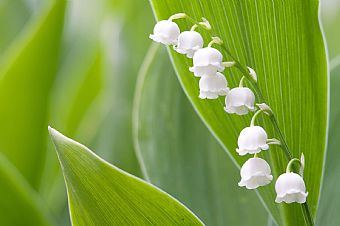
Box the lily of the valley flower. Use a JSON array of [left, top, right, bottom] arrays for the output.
[[224, 87, 255, 115], [236, 126, 269, 156], [189, 47, 225, 77], [238, 157, 273, 189], [149, 20, 180, 45], [199, 72, 229, 99], [174, 31, 204, 58], [275, 172, 308, 203]]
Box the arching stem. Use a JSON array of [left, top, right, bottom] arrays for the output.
[[286, 158, 302, 173], [190, 24, 198, 31], [239, 76, 246, 88], [250, 109, 263, 127]]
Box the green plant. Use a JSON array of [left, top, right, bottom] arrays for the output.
[[0, 0, 339, 225]]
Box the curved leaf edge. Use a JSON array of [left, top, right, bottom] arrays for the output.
[[48, 126, 204, 225]]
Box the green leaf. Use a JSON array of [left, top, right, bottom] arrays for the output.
[[321, 2, 340, 58], [90, 0, 155, 177], [133, 44, 268, 225], [316, 61, 340, 225], [0, 0, 66, 188], [0, 153, 54, 226], [149, 1, 328, 225], [0, 0, 31, 53], [48, 127, 203, 225]]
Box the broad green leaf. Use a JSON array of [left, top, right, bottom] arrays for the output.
[[92, 0, 155, 175], [150, 1, 328, 225], [48, 127, 203, 225], [316, 61, 340, 225], [321, 0, 340, 58], [133, 44, 268, 225], [0, 153, 54, 226], [0, 0, 31, 53], [0, 0, 66, 188]]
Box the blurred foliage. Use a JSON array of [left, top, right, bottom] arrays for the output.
[[0, 0, 338, 225], [0, 0, 31, 53], [316, 0, 340, 225], [321, 0, 340, 59], [0, 0, 65, 188], [317, 60, 340, 226], [0, 154, 54, 226]]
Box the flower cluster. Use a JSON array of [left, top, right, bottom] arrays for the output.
[[150, 13, 308, 204]]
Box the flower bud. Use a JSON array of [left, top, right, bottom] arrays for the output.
[[275, 172, 308, 203], [149, 20, 180, 45], [238, 157, 273, 189], [174, 31, 204, 58], [247, 66, 257, 82], [199, 72, 229, 99], [236, 126, 269, 156], [224, 87, 255, 115], [189, 47, 224, 77]]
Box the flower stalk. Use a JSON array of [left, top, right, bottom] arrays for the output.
[[149, 13, 314, 226], [219, 35, 314, 226]]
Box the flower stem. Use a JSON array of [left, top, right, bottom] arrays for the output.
[[219, 44, 314, 226], [250, 109, 263, 127], [190, 24, 198, 31], [239, 76, 246, 88], [286, 158, 301, 173], [302, 203, 314, 226], [180, 16, 314, 225]]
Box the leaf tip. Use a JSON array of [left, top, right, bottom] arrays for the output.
[[48, 126, 63, 143], [48, 126, 73, 155]]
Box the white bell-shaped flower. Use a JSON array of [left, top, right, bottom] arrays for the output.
[[236, 126, 269, 156], [199, 72, 229, 99], [275, 172, 308, 203], [174, 31, 204, 58], [238, 157, 273, 189], [189, 47, 224, 77], [149, 20, 180, 45], [224, 87, 255, 115]]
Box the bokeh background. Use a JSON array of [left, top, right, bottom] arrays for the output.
[[0, 0, 339, 225]]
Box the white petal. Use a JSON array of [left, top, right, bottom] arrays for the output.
[[225, 87, 255, 115], [237, 126, 268, 155], [199, 73, 229, 99], [238, 157, 273, 189], [150, 20, 180, 45], [189, 65, 220, 77], [192, 47, 223, 66], [225, 105, 249, 115], [275, 191, 308, 204], [275, 172, 308, 203], [174, 31, 204, 58]]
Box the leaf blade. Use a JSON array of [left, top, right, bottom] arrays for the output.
[[316, 61, 340, 225], [149, 1, 328, 225], [0, 0, 66, 187], [48, 127, 203, 226]]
